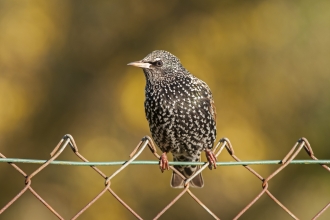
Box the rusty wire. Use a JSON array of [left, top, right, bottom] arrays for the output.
[[0, 135, 329, 219]]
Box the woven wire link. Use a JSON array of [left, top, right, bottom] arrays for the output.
[[0, 135, 329, 219]]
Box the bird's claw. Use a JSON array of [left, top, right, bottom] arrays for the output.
[[159, 152, 169, 172], [205, 149, 217, 170]]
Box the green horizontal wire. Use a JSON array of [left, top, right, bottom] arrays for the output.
[[0, 158, 329, 166]]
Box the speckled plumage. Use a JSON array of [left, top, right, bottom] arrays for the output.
[[128, 50, 217, 188]]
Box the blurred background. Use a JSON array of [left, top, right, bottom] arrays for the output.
[[0, 0, 329, 219]]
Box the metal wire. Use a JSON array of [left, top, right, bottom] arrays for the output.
[[1, 159, 330, 166], [0, 134, 329, 220]]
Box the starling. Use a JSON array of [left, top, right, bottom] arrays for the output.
[[128, 50, 217, 188]]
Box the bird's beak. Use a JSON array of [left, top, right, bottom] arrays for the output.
[[127, 61, 151, 69]]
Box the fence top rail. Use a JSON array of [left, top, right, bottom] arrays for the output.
[[1, 158, 329, 166]]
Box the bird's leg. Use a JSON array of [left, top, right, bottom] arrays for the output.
[[159, 152, 169, 172], [205, 149, 217, 170]]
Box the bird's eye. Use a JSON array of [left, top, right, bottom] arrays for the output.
[[154, 60, 163, 67]]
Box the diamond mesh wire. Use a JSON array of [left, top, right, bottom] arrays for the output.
[[0, 135, 329, 219]]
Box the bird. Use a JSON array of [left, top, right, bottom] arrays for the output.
[[128, 50, 217, 188]]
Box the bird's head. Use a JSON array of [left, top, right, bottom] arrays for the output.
[[128, 50, 186, 84]]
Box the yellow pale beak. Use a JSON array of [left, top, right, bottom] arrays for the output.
[[127, 61, 151, 69]]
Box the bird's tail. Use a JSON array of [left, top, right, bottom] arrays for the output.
[[171, 157, 204, 188]]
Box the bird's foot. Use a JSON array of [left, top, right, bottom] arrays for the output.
[[205, 149, 217, 170], [159, 152, 169, 173]]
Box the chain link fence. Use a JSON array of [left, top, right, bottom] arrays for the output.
[[0, 135, 329, 219]]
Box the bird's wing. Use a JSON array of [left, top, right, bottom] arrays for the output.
[[210, 98, 217, 124], [194, 79, 217, 125]]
